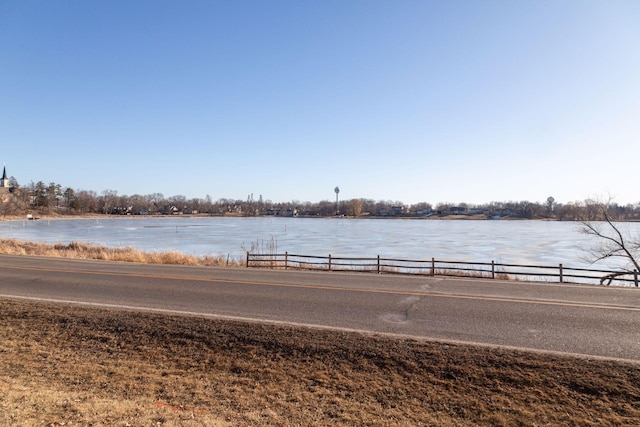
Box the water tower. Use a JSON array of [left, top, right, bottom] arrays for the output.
[[334, 186, 340, 216], [547, 196, 555, 216]]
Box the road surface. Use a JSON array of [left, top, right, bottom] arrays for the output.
[[1, 254, 639, 361]]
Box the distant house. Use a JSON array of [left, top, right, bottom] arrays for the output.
[[265, 208, 297, 217], [162, 205, 182, 215], [112, 206, 133, 215], [468, 209, 488, 215], [392, 206, 405, 216], [450, 206, 467, 215]]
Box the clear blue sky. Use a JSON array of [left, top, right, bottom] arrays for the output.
[[1, 0, 639, 205]]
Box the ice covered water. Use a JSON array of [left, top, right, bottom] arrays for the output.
[[0, 216, 637, 270]]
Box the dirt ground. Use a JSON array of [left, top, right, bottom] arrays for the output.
[[1, 298, 639, 426]]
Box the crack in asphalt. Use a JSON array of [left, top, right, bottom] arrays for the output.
[[381, 295, 422, 324]]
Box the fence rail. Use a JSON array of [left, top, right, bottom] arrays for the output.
[[246, 252, 640, 287]]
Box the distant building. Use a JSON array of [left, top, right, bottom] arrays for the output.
[[416, 209, 433, 216], [450, 206, 467, 215], [162, 205, 182, 215], [0, 166, 13, 202], [392, 206, 405, 216]]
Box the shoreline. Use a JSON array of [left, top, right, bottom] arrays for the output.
[[1, 212, 585, 222]]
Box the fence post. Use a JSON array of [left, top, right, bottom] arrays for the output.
[[559, 263, 563, 283], [431, 257, 435, 276], [285, 251, 288, 270], [377, 255, 380, 274], [328, 254, 332, 271], [246, 252, 250, 268], [635, 269, 638, 287]]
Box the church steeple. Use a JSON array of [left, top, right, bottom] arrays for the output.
[[0, 165, 9, 188]]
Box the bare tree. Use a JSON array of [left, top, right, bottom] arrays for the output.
[[581, 200, 640, 284], [346, 199, 363, 217], [0, 188, 29, 217], [72, 190, 98, 213]]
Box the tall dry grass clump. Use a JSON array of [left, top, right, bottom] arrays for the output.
[[0, 238, 242, 267]]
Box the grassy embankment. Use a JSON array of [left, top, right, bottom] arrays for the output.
[[1, 238, 639, 425], [1, 299, 640, 426]]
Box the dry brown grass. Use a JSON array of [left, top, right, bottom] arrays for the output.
[[0, 238, 242, 267], [1, 298, 639, 426]]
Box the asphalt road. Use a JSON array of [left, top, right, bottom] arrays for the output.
[[2, 254, 640, 361]]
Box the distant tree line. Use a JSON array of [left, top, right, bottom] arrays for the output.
[[1, 178, 639, 221]]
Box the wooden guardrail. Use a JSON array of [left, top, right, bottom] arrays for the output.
[[246, 252, 639, 287]]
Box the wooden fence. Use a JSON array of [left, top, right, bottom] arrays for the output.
[[246, 252, 640, 287]]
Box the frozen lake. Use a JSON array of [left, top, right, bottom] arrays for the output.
[[1, 216, 638, 270]]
